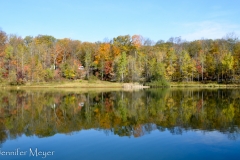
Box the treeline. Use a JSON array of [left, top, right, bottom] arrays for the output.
[[0, 89, 239, 142], [0, 29, 240, 84]]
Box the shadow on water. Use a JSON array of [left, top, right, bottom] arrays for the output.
[[0, 88, 240, 144]]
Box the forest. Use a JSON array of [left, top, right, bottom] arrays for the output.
[[0, 29, 240, 85]]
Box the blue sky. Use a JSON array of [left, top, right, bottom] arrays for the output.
[[1, 0, 240, 42]]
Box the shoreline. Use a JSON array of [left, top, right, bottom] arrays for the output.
[[169, 82, 240, 88], [0, 80, 149, 90], [1, 81, 240, 89]]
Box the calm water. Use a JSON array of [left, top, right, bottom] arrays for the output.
[[0, 89, 240, 160]]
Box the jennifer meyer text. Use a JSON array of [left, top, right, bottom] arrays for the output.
[[0, 148, 55, 158]]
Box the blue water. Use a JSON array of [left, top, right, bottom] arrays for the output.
[[1, 129, 240, 160]]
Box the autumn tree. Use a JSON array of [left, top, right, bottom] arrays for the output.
[[94, 43, 111, 80], [0, 29, 240, 84], [113, 35, 132, 56], [164, 48, 177, 81], [181, 50, 196, 81], [222, 52, 234, 82], [0, 30, 7, 81]]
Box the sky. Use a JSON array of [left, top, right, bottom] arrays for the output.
[[1, 0, 240, 43]]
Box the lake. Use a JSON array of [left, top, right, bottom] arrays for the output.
[[0, 88, 240, 160]]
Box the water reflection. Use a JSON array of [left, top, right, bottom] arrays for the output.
[[0, 89, 240, 145]]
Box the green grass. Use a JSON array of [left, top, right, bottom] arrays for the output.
[[145, 79, 170, 88], [2, 80, 240, 90], [1, 80, 123, 89], [169, 81, 240, 88]]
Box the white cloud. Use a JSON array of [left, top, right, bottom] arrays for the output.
[[181, 21, 240, 41], [184, 131, 232, 145]]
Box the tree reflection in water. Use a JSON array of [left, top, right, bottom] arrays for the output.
[[0, 89, 239, 144]]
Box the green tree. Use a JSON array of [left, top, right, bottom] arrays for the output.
[[222, 52, 234, 81], [164, 48, 177, 81], [84, 50, 92, 80], [181, 50, 196, 81], [63, 65, 75, 79], [116, 52, 128, 82]]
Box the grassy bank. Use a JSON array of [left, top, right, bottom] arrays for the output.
[[0, 80, 123, 89], [169, 82, 240, 88], [0, 80, 149, 92], [146, 80, 240, 88], [1, 80, 240, 90]]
